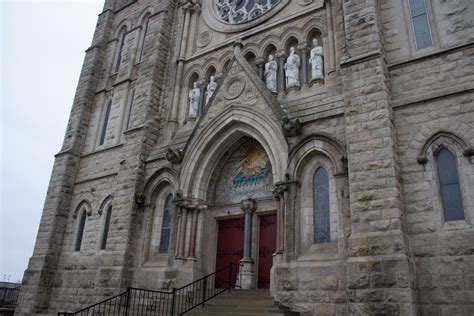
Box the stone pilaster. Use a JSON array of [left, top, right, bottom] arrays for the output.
[[341, 1, 417, 314]]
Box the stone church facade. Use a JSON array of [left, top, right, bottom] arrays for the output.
[[16, 0, 474, 315]]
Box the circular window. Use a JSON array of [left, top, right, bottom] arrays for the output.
[[215, 0, 281, 24]]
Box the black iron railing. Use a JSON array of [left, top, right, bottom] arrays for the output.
[[0, 286, 21, 308], [58, 262, 241, 316]]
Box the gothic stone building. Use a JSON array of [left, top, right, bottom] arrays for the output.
[[16, 0, 474, 315]]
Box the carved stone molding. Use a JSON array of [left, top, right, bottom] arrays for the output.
[[282, 117, 302, 137], [166, 148, 184, 164]]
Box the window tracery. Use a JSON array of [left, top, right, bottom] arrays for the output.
[[215, 0, 281, 24]]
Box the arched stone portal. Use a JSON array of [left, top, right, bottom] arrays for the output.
[[175, 112, 288, 289]]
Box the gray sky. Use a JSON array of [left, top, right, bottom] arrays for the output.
[[1, 0, 104, 282]]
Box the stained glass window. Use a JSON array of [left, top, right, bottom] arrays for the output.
[[115, 29, 127, 73], [409, 0, 433, 49], [313, 167, 330, 244], [75, 210, 87, 251], [99, 101, 112, 146], [159, 194, 174, 253], [100, 205, 112, 250], [436, 148, 465, 221]]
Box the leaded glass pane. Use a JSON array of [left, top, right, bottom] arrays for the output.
[[159, 194, 174, 253], [75, 210, 87, 251], [99, 101, 112, 145], [412, 14, 433, 49], [313, 167, 330, 244], [437, 149, 465, 221], [409, 0, 427, 17], [100, 205, 112, 250]]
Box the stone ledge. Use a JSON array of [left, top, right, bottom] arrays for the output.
[[75, 171, 118, 185], [392, 82, 474, 108]]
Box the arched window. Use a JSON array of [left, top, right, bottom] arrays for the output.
[[100, 205, 113, 250], [125, 89, 135, 130], [408, 0, 433, 49], [159, 194, 174, 253], [436, 148, 465, 221], [115, 28, 127, 73], [313, 167, 330, 243], [75, 210, 87, 251], [99, 100, 112, 146], [138, 16, 150, 62]]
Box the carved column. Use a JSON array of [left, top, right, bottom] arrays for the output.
[[297, 42, 310, 87], [275, 51, 287, 94], [176, 205, 188, 258], [187, 206, 202, 259], [256, 57, 266, 81], [272, 184, 287, 256], [198, 79, 207, 116], [169, 4, 192, 127], [239, 198, 257, 289]]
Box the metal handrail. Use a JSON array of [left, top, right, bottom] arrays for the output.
[[58, 262, 242, 316]]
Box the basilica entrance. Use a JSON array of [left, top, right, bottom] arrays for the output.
[[215, 218, 244, 287], [257, 214, 276, 289]]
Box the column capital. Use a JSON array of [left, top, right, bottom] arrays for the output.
[[241, 198, 257, 213], [297, 42, 310, 52], [255, 57, 266, 66], [275, 50, 287, 59], [197, 79, 207, 89], [272, 183, 287, 199]]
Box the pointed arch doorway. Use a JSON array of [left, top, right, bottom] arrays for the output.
[[210, 137, 277, 289]]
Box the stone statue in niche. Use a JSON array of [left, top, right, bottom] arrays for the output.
[[264, 55, 278, 93], [206, 76, 218, 104], [188, 82, 200, 118], [284, 47, 301, 88], [310, 38, 324, 81]]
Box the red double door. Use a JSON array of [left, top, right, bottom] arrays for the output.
[[215, 214, 276, 289]]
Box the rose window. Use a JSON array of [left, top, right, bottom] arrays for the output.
[[215, 0, 281, 24]]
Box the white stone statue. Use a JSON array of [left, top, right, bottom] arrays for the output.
[[206, 76, 218, 104], [264, 55, 278, 93], [284, 47, 301, 88], [309, 38, 324, 81], [188, 82, 200, 118]]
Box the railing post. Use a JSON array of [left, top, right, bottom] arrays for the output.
[[170, 288, 176, 316], [125, 288, 131, 316], [201, 277, 207, 307]]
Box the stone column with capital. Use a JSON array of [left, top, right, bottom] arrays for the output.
[[176, 205, 188, 259], [255, 57, 266, 81], [239, 198, 257, 289], [297, 42, 310, 87], [197, 79, 207, 116], [275, 51, 287, 95], [272, 184, 287, 257], [187, 205, 206, 259]]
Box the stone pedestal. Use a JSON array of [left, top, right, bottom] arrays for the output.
[[238, 259, 256, 289]]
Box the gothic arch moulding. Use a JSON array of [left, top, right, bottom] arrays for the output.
[[143, 167, 179, 206], [98, 195, 114, 215], [179, 106, 288, 201], [289, 133, 347, 178], [73, 200, 92, 218], [404, 118, 474, 164]]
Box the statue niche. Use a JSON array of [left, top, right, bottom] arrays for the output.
[[212, 138, 273, 205]]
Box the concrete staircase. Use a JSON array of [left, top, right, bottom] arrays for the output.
[[187, 290, 299, 316]]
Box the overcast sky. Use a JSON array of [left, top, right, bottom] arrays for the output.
[[1, 0, 104, 283]]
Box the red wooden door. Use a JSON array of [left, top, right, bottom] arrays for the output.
[[216, 218, 244, 288], [258, 214, 276, 289]]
